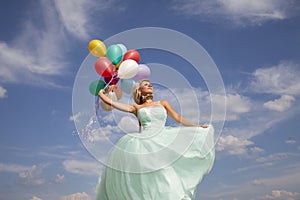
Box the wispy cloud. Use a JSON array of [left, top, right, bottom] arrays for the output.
[[0, 162, 31, 173], [30, 196, 43, 200], [208, 165, 300, 199], [171, 0, 299, 26], [285, 140, 297, 144], [60, 192, 91, 200], [63, 159, 101, 176], [234, 153, 299, 173], [251, 170, 300, 196], [255, 152, 298, 163], [0, 1, 115, 87], [118, 115, 139, 132], [69, 112, 82, 123], [155, 87, 250, 122], [264, 95, 295, 112], [17, 163, 49, 186], [250, 61, 300, 96], [29, 145, 83, 160], [79, 115, 119, 143], [0, 1, 68, 87], [54, 0, 111, 40], [0, 86, 7, 98], [259, 190, 299, 200], [216, 135, 253, 155], [235, 162, 273, 173], [54, 174, 65, 184], [211, 60, 300, 159], [210, 93, 251, 121]]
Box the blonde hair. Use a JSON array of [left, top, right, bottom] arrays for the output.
[[132, 79, 152, 105]]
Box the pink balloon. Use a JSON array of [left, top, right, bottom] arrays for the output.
[[133, 64, 151, 81], [94, 57, 115, 77]]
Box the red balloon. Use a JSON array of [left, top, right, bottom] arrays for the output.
[[104, 76, 120, 85], [123, 50, 140, 62], [94, 57, 114, 77]]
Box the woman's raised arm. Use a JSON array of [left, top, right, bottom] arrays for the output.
[[98, 89, 136, 114]]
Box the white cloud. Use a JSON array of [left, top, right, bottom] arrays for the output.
[[255, 152, 297, 163], [260, 190, 299, 200], [30, 196, 43, 200], [221, 99, 296, 140], [208, 167, 300, 199], [235, 153, 298, 172], [250, 146, 265, 154], [82, 125, 116, 142], [250, 61, 300, 96], [0, 162, 65, 187], [218, 61, 300, 141], [0, 2, 68, 86], [118, 116, 139, 132], [54, 0, 110, 40], [18, 164, 48, 186], [69, 112, 82, 123], [285, 140, 297, 144], [156, 88, 207, 123], [0, 162, 31, 173], [33, 145, 78, 160], [54, 174, 65, 184], [216, 135, 253, 155], [0, 1, 117, 87], [156, 87, 249, 122], [235, 162, 273, 173], [63, 159, 101, 176], [78, 113, 117, 142], [101, 112, 117, 124], [60, 192, 91, 200], [264, 95, 295, 112], [225, 94, 251, 114], [210, 93, 251, 121], [0, 86, 7, 98], [171, 0, 299, 26]]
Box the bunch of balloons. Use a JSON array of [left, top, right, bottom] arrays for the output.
[[88, 39, 151, 98]]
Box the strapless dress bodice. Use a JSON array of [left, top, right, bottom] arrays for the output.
[[137, 105, 167, 131]]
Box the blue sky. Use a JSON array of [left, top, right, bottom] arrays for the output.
[[1, 0, 300, 199]]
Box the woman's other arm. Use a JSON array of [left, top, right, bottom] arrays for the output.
[[160, 100, 207, 128]]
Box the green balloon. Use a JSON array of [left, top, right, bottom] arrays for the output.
[[106, 45, 122, 65], [89, 80, 106, 96]]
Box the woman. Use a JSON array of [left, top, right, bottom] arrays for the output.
[[96, 80, 215, 200]]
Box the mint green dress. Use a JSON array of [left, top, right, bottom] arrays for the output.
[[96, 105, 215, 200]]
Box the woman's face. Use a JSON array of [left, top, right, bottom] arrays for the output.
[[140, 81, 153, 95]]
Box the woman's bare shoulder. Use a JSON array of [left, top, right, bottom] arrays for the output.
[[159, 100, 170, 106]]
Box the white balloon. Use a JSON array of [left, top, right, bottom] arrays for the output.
[[118, 59, 139, 79]]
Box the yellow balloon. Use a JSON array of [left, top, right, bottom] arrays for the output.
[[115, 61, 122, 70], [88, 39, 107, 57]]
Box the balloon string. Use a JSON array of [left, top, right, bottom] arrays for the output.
[[96, 71, 118, 115], [103, 71, 118, 90], [95, 95, 100, 115]]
